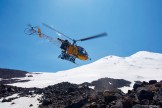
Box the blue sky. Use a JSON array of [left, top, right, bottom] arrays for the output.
[[0, 0, 162, 72]]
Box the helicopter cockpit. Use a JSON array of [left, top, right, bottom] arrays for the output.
[[78, 46, 88, 56]]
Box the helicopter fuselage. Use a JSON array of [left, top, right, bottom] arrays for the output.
[[66, 44, 88, 60], [58, 38, 88, 60]]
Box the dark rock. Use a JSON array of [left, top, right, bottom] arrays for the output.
[[142, 81, 149, 86], [2, 99, 11, 102], [29, 104, 33, 107], [155, 83, 161, 87], [0, 68, 28, 79], [137, 87, 154, 100], [42, 99, 52, 106], [35, 89, 43, 94], [0, 79, 30, 85], [141, 99, 149, 105], [99, 104, 106, 108], [11, 102, 15, 105], [122, 98, 133, 108], [27, 75, 33, 77], [153, 89, 162, 101], [0, 68, 32, 84], [133, 82, 142, 91], [7, 87, 15, 92], [67, 87, 76, 93], [66, 98, 88, 108], [149, 80, 157, 84], [103, 90, 117, 104], [132, 104, 141, 108], [80, 82, 92, 87], [128, 90, 132, 94], [90, 102, 98, 108], [110, 100, 123, 108], [91, 78, 131, 92], [132, 104, 160, 108], [158, 100, 162, 107]]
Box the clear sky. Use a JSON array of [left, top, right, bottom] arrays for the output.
[[0, 0, 162, 72]]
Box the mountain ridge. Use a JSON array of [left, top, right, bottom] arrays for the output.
[[0, 51, 160, 93], [0, 51, 162, 108]]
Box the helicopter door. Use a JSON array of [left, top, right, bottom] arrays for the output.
[[67, 45, 78, 56]]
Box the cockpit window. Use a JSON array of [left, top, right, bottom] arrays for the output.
[[78, 46, 88, 56]]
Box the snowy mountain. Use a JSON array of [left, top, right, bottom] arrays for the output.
[[7, 51, 162, 92], [1, 51, 162, 108]]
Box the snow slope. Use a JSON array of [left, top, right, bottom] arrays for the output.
[[9, 51, 162, 91], [0, 94, 41, 108]]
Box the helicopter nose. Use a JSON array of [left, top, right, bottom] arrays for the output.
[[78, 55, 88, 60], [83, 56, 89, 60]]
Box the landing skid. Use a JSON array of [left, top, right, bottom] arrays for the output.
[[58, 57, 78, 64], [58, 53, 77, 64]]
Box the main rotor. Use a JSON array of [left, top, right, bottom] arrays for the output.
[[42, 23, 107, 45]]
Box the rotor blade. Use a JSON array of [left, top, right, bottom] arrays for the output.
[[77, 32, 107, 41], [42, 23, 73, 41]]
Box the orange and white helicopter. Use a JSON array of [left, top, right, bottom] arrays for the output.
[[24, 23, 107, 63]]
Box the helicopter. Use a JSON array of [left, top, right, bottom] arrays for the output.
[[24, 23, 107, 63]]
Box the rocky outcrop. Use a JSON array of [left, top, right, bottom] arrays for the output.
[[0, 68, 31, 84], [0, 68, 28, 79], [0, 79, 162, 108], [39, 82, 95, 108], [91, 77, 131, 92], [38, 80, 162, 108]]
